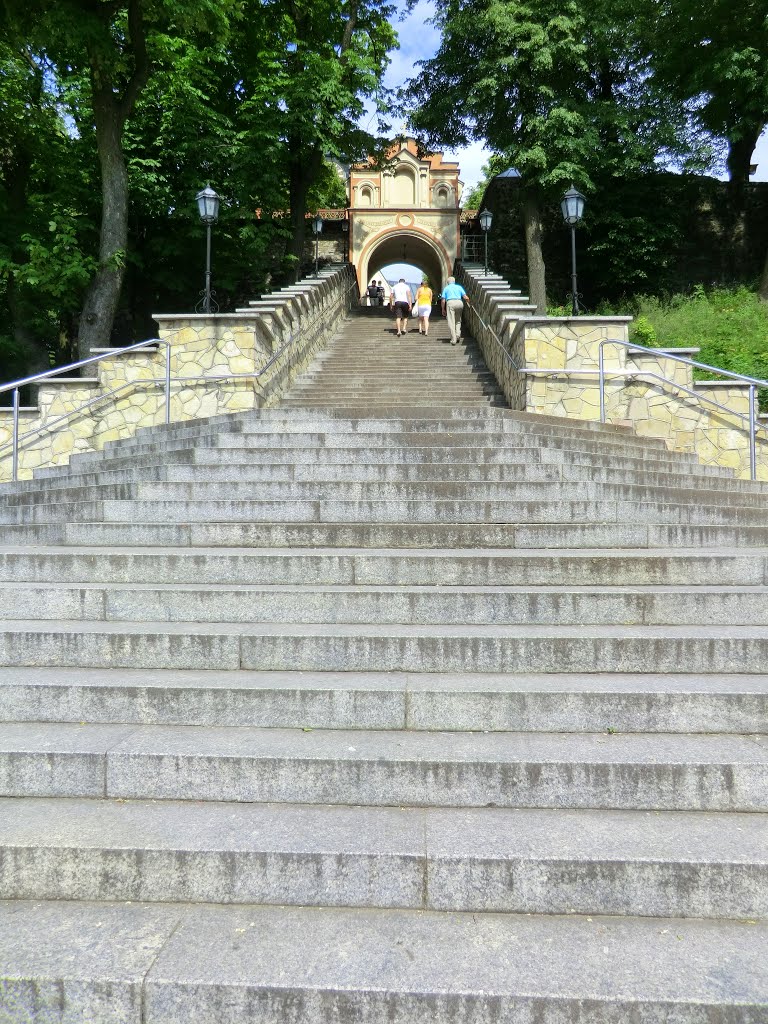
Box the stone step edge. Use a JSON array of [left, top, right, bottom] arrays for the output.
[[1, 900, 765, 1022], [3, 524, 768, 549], [0, 797, 764, 919], [1, 665, 765, 732]]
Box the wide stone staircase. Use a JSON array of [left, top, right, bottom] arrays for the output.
[[0, 307, 767, 1021]]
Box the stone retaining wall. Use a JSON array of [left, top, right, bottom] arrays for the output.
[[461, 266, 768, 480], [0, 266, 357, 482]]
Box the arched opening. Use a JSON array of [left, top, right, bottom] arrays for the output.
[[360, 229, 450, 298], [359, 185, 373, 207]]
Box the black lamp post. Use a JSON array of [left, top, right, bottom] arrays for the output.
[[341, 217, 349, 262], [195, 185, 220, 314], [312, 214, 323, 275], [479, 208, 493, 274], [560, 184, 586, 315]]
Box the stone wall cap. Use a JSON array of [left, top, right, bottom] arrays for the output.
[[632, 346, 701, 355], [89, 345, 159, 354], [153, 312, 268, 321], [693, 379, 761, 388], [522, 315, 633, 324]]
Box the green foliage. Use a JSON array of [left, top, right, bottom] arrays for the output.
[[0, 0, 399, 375], [408, 0, 596, 194], [632, 315, 657, 347], [622, 287, 768, 395], [642, 0, 768, 181]]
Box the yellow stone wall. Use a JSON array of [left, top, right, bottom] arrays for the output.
[[0, 266, 357, 482], [522, 318, 767, 480]]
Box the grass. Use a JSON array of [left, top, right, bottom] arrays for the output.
[[622, 286, 768, 384], [548, 284, 768, 405]]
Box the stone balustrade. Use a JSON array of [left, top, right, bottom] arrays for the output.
[[0, 266, 357, 482], [460, 265, 768, 480]]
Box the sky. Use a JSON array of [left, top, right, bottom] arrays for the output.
[[382, 0, 489, 196], [375, 0, 768, 284], [383, 0, 768, 189]]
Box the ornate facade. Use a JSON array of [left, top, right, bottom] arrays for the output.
[[348, 138, 461, 291]]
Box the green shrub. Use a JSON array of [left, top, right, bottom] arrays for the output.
[[611, 285, 768, 407]]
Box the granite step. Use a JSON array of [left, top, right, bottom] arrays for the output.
[[1, 900, 765, 1023], [5, 582, 768, 627], [0, 722, 764, 810], [9, 462, 753, 494], [0, 667, 764, 733], [5, 478, 767, 510], [6, 521, 768, 549], [0, 547, 764, 585], [0, 797, 764, 919]]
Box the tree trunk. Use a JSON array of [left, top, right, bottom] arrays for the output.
[[288, 141, 323, 281], [521, 191, 547, 313], [77, 0, 149, 360], [76, 92, 129, 360], [726, 125, 761, 187]]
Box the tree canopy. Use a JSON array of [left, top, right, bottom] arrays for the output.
[[0, 0, 397, 375], [405, 0, 766, 308]]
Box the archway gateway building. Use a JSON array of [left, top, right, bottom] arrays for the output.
[[348, 138, 461, 291]]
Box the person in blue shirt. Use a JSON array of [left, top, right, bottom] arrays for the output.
[[440, 277, 470, 345]]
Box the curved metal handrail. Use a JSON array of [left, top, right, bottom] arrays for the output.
[[464, 303, 523, 372], [597, 338, 768, 480]]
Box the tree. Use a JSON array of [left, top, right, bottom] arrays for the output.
[[407, 0, 597, 311], [1, 0, 239, 358], [0, 39, 96, 374], [643, 0, 768, 189], [234, 0, 396, 278], [407, 0, 720, 310]]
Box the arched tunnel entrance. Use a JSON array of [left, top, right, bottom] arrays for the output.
[[358, 229, 452, 293]]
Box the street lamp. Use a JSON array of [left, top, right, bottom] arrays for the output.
[[479, 208, 493, 274], [195, 185, 220, 314], [560, 184, 586, 316], [341, 217, 349, 263], [312, 215, 323, 275]]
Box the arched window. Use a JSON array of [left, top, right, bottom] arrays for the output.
[[436, 186, 449, 207], [359, 185, 373, 207]]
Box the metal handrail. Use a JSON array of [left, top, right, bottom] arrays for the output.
[[0, 272, 358, 482], [594, 338, 766, 480], [464, 302, 523, 372], [0, 339, 174, 483]]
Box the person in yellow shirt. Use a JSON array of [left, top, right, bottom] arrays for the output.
[[415, 280, 433, 336]]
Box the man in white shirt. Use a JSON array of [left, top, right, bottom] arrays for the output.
[[389, 278, 413, 337]]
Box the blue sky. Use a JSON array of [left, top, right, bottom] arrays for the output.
[[384, 0, 768, 185], [383, 0, 489, 195]]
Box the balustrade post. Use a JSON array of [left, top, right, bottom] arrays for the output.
[[12, 388, 19, 483], [165, 344, 171, 425]]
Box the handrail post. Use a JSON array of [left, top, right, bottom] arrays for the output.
[[598, 342, 606, 423], [749, 384, 757, 481], [165, 343, 171, 425], [11, 388, 19, 483]]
